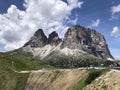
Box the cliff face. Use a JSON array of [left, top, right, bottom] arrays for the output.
[[23, 25, 113, 60], [61, 25, 113, 59]]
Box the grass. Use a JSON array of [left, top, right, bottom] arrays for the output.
[[0, 50, 55, 90], [72, 74, 88, 90], [0, 49, 109, 90], [1, 50, 55, 71], [85, 69, 109, 84], [0, 58, 29, 90], [72, 69, 109, 90]]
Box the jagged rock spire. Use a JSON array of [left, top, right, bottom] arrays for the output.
[[48, 31, 62, 46]]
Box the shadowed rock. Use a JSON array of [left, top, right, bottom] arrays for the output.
[[24, 29, 47, 47], [48, 31, 62, 46]]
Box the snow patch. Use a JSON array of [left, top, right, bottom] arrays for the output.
[[107, 58, 114, 61]]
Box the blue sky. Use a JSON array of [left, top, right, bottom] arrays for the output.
[[0, 0, 120, 59]]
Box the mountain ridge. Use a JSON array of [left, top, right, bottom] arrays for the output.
[[22, 25, 113, 60], [21, 25, 114, 68]]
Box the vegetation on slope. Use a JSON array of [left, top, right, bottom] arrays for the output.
[[0, 54, 28, 90], [83, 70, 120, 90], [0, 49, 111, 90], [85, 69, 109, 84], [72, 69, 109, 90], [0, 49, 55, 90], [45, 51, 104, 68], [2, 49, 55, 70]]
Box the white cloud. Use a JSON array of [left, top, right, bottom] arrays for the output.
[[111, 4, 120, 14], [111, 26, 120, 38], [88, 19, 100, 28], [67, 0, 83, 8], [111, 4, 120, 19], [115, 56, 120, 60], [0, 0, 83, 51]]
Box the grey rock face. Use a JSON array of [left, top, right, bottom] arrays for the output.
[[48, 31, 62, 46], [61, 25, 92, 49], [61, 25, 113, 59], [24, 29, 47, 47], [24, 29, 62, 47], [23, 25, 113, 59]]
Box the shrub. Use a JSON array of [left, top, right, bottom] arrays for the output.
[[85, 69, 109, 84]]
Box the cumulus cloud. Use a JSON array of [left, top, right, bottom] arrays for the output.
[[111, 4, 120, 19], [111, 4, 120, 14], [0, 0, 83, 51], [88, 19, 100, 28], [111, 26, 120, 38]]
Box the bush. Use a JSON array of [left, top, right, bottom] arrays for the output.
[[85, 69, 109, 84]]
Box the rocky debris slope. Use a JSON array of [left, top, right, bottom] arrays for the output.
[[83, 70, 120, 90], [22, 25, 113, 62], [24, 69, 87, 90]]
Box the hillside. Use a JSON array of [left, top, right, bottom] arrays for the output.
[[24, 69, 88, 90], [83, 70, 120, 90], [0, 50, 54, 90], [24, 69, 120, 90], [0, 52, 119, 90]]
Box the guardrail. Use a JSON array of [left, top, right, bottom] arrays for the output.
[[109, 67, 120, 70]]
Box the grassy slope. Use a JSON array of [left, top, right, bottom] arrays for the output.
[[0, 49, 110, 90], [0, 50, 55, 90]]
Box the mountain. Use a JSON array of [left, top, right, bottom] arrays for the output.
[[0, 25, 117, 90], [48, 31, 62, 46], [24, 29, 47, 47], [61, 25, 113, 59], [22, 25, 114, 68]]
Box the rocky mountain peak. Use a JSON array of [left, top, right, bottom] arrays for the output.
[[48, 31, 62, 46], [34, 29, 46, 37], [61, 25, 113, 59], [23, 25, 113, 59], [24, 29, 47, 47], [61, 25, 92, 49]]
